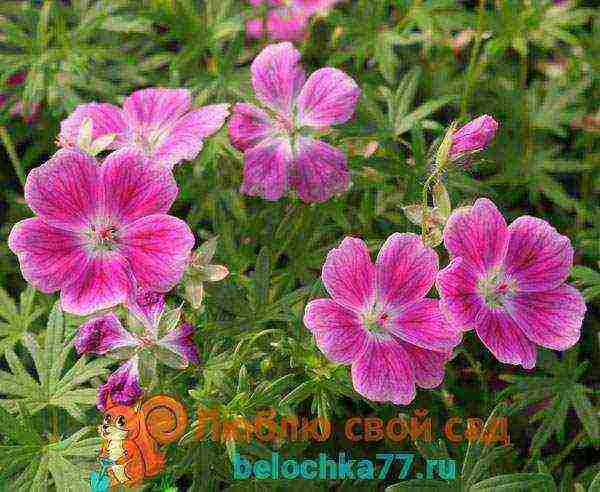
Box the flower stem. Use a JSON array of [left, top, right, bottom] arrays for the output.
[[0, 124, 26, 187], [421, 172, 438, 236], [461, 345, 489, 410]]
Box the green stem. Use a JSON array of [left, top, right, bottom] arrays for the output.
[[461, 345, 489, 410], [0, 125, 25, 187], [421, 172, 438, 236]]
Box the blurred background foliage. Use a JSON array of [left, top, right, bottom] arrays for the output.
[[0, 0, 599, 490]]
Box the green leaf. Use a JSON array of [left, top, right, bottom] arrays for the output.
[[0, 302, 112, 421], [470, 472, 556, 491]]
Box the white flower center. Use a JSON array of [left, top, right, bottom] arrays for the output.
[[477, 267, 517, 308]]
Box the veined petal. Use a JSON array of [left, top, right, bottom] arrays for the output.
[[228, 103, 276, 152], [153, 103, 230, 168], [24, 149, 101, 231], [74, 312, 139, 355], [303, 298, 368, 364], [506, 284, 586, 351], [375, 233, 438, 311], [351, 338, 416, 405], [474, 309, 537, 369], [118, 214, 195, 293], [101, 148, 178, 225], [241, 137, 292, 200], [436, 257, 486, 330], [505, 216, 574, 292], [60, 251, 132, 316], [97, 356, 144, 411], [292, 137, 350, 203], [321, 237, 376, 312], [251, 42, 306, 115], [389, 298, 461, 352], [400, 342, 451, 389], [122, 87, 191, 133], [443, 198, 509, 275], [58, 102, 127, 148], [8, 218, 89, 293], [297, 68, 360, 128], [124, 286, 165, 336], [158, 323, 200, 367]]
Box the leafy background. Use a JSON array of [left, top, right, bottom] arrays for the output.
[[0, 0, 598, 490]]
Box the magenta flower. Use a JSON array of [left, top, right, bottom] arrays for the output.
[[450, 115, 498, 158], [8, 148, 195, 316], [229, 42, 360, 203], [303, 234, 461, 405], [436, 198, 586, 369], [97, 356, 144, 410], [57, 88, 229, 168], [126, 286, 200, 368], [159, 323, 200, 366], [74, 312, 139, 355], [247, 0, 340, 41]]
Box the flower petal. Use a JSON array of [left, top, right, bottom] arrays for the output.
[[443, 198, 508, 275], [292, 137, 350, 203], [322, 237, 376, 312], [297, 68, 360, 128], [101, 148, 178, 225], [153, 103, 230, 168], [436, 257, 486, 330], [265, 6, 309, 41], [400, 342, 450, 389], [97, 356, 144, 411], [60, 251, 132, 316], [506, 284, 586, 351], [375, 233, 439, 311], [58, 102, 127, 148], [158, 323, 200, 367], [124, 286, 165, 336], [24, 149, 101, 231], [228, 103, 276, 152], [74, 312, 139, 355], [505, 216, 574, 292], [351, 338, 416, 405], [8, 218, 89, 293], [241, 137, 292, 200], [303, 298, 368, 364], [474, 309, 537, 369], [389, 298, 461, 352], [122, 87, 191, 132], [251, 42, 306, 115], [118, 214, 195, 292]]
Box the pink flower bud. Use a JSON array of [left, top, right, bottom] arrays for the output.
[[450, 114, 498, 158]]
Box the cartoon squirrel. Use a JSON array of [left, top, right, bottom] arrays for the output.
[[98, 394, 188, 488]]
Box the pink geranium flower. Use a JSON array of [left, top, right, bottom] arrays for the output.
[[303, 234, 461, 404], [436, 198, 586, 369], [247, 0, 341, 41], [229, 42, 360, 203], [8, 148, 195, 316], [57, 87, 229, 168]]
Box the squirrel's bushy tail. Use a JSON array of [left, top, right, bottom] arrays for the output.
[[139, 395, 188, 477], [141, 395, 188, 445]]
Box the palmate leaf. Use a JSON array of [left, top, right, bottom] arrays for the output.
[[0, 302, 112, 421], [0, 285, 45, 352], [0, 418, 100, 492], [498, 348, 599, 459]]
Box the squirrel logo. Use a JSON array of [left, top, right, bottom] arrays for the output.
[[93, 394, 187, 489]]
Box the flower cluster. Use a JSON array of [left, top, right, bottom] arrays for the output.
[[7, 38, 587, 411]]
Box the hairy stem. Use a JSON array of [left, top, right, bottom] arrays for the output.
[[0, 125, 26, 187]]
